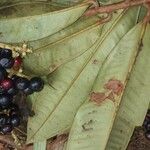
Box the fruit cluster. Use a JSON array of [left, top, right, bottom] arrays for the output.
[[0, 47, 44, 134], [143, 109, 150, 140]]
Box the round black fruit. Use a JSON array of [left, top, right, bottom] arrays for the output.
[[0, 94, 12, 107], [0, 66, 7, 81], [0, 57, 14, 69], [30, 77, 44, 92], [1, 124, 13, 134], [0, 48, 12, 58], [10, 115, 20, 127], [7, 87, 17, 96], [15, 77, 30, 91], [23, 87, 33, 95], [0, 114, 8, 126]]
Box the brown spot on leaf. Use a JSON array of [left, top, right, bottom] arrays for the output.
[[90, 92, 107, 105], [104, 79, 124, 95], [107, 92, 115, 101], [51, 64, 57, 69], [49, 64, 57, 72], [47, 134, 68, 150], [93, 59, 99, 64], [82, 120, 93, 131], [138, 39, 143, 52], [88, 110, 97, 114]]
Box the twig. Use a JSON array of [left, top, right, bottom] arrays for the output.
[[0, 135, 16, 148], [85, 0, 150, 16], [14, 127, 27, 136]]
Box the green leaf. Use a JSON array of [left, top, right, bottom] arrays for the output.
[[0, 1, 89, 43], [106, 24, 150, 150], [23, 16, 102, 75], [33, 140, 47, 150], [27, 39, 102, 143], [27, 7, 140, 143], [136, 6, 147, 23], [66, 23, 144, 150]]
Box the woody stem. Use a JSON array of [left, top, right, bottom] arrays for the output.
[[85, 0, 150, 16]]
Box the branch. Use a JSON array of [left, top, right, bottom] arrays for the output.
[[85, 0, 150, 16], [0, 135, 16, 148]]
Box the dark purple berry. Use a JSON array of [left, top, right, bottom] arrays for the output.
[[30, 77, 44, 92], [0, 94, 12, 107], [0, 48, 12, 58], [1, 124, 13, 134], [0, 57, 14, 69], [23, 87, 33, 95], [10, 115, 20, 127], [0, 114, 8, 126], [7, 87, 17, 96], [0, 66, 7, 81], [1, 78, 13, 91], [145, 130, 150, 140], [15, 77, 30, 91]]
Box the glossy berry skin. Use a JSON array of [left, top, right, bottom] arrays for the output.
[[13, 56, 22, 70], [7, 88, 17, 96], [1, 78, 13, 91], [0, 94, 12, 107], [0, 114, 8, 126], [0, 57, 14, 69], [23, 87, 33, 95], [15, 77, 30, 91], [10, 115, 20, 127], [7, 87, 17, 96], [0, 48, 12, 58], [0, 66, 7, 81], [30, 77, 44, 92], [1, 125, 13, 134]]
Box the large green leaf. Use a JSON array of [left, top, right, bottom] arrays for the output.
[[27, 7, 140, 143], [23, 16, 102, 75], [0, 1, 89, 43], [27, 16, 100, 49], [106, 24, 150, 150], [33, 141, 47, 150], [66, 23, 144, 150]]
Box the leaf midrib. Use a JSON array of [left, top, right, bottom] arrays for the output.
[[103, 22, 147, 150], [34, 22, 101, 52], [28, 10, 129, 142]]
